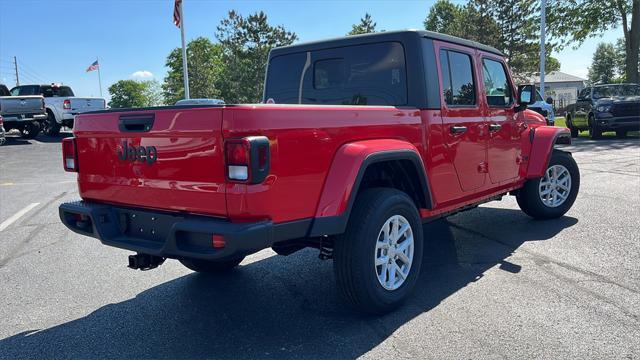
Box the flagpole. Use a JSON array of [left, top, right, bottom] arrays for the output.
[[96, 57, 103, 98], [179, 1, 190, 99]]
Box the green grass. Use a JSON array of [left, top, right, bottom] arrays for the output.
[[553, 116, 639, 139]]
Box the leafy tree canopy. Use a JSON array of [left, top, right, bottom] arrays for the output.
[[162, 37, 224, 105], [215, 10, 298, 103], [108, 80, 163, 108], [348, 13, 378, 35], [588, 42, 623, 83]]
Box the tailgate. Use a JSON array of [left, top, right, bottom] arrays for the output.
[[73, 106, 227, 217], [1, 96, 43, 115], [71, 98, 105, 112]]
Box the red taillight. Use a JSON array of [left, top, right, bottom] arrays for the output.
[[226, 140, 249, 166], [62, 137, 78, 172], [63, 99, 71, 110], [212, 234, 225, 248], [224, 136, 270, 184]]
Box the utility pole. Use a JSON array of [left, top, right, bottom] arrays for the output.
[[539, 0, 546, 98], [13, 56, 19, 87], [179, 1, 190, 99]]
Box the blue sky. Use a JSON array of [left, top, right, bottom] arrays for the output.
[[0, 0, 620, 101]]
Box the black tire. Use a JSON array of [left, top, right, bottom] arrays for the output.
[[516, 151, 580, 220], [20, 121, 41, 139], [179, 256, 245, 273], [616, 130, 627, 138], [333, 188, 424, 314], [588, 115, 602, 139], [566, 117, 578, 138], [43, 110, 61, 136]]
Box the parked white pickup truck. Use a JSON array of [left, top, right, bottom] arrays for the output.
[[0, 84, 47, 138], [10, 84, 105, 136]]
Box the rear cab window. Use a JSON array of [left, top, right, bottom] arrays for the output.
[[40, 86, 75, 97], [265, 41, 407, 106]]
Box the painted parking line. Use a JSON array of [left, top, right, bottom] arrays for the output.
[[0, 203, 40, 232]]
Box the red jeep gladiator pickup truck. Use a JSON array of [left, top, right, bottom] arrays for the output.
[[59, 30, 579, 313]]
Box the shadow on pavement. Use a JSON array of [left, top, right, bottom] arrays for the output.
[[0, 132, 72, 146], [564, 136, 640, 152], [0, 207, 577, 359]]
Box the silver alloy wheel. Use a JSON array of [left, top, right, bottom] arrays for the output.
[[539, 164, 572, 208], [374, 214, 414, 291]]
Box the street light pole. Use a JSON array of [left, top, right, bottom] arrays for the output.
[[539, 0, 546, 98]]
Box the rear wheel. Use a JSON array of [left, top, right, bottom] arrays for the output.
[[516, 151, 580, 219], [566, 117, 578, 138], [20, 121, 41, 139], [333, 188, 423, 314], [43, 110, 61, 136], [179, 256, 245, 273]]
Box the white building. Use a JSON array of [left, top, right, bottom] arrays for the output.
[[531, 71, 586, 109]]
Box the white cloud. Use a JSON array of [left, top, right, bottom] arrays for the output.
[[131, 70, 154, 79]]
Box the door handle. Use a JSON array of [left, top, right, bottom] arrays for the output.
[[450, 125, 467, 134], [489, 123, 502, 132]]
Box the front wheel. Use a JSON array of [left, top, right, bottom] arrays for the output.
[[588, 116, 602, 140], [516, 151, 580, 219], [333, 188, 424, 314], [179, 256, 245, 273]]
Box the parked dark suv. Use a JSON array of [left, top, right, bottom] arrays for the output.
[[565, 83, 640, 139]]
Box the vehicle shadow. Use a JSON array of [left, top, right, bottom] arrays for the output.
[[0, 207, 577, 359], [563, 136, 640, 152], [0, 132, 72, 146]]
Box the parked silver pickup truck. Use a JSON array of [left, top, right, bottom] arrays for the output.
[[0, 84, 47, 139], [10, 84, 105, 136]]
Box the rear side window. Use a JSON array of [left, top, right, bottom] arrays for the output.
[[264, 52, 308, 104], [481, 58, 513, 107], [265, 42, 407, 106], [0, 85, 9, 96], [439, 50, 476, 106]]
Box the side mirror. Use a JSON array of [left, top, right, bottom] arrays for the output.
[[545, 97, 553, 105], [517, 84, 535, 110]]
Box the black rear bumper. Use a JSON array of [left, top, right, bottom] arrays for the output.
[[59, 201, 310, 261]]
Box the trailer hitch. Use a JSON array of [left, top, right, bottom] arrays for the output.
[[128, 253, 165, 271]]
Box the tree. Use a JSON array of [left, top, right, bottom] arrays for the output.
[[108, 80, 163, 108], [216, 11, 298, 103], [588, 43, 620, 83], [162, 37, 224, 105], [549, 0, 640, 83], [348, 13, 378, 35], [424, 0, 559, 80], [424, 0, 461, 35]]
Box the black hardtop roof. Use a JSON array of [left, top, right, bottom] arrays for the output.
[[269, 29, 504, 57]]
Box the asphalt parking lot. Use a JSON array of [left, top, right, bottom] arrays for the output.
[[0, 132, 639, 359]]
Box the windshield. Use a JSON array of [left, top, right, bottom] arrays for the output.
[[593, 84, 640, 98], [40, 86, 75, 97]]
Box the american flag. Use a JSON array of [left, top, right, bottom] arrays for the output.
[[173, 0, 182, 28], [86, 60, 99, 72]]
